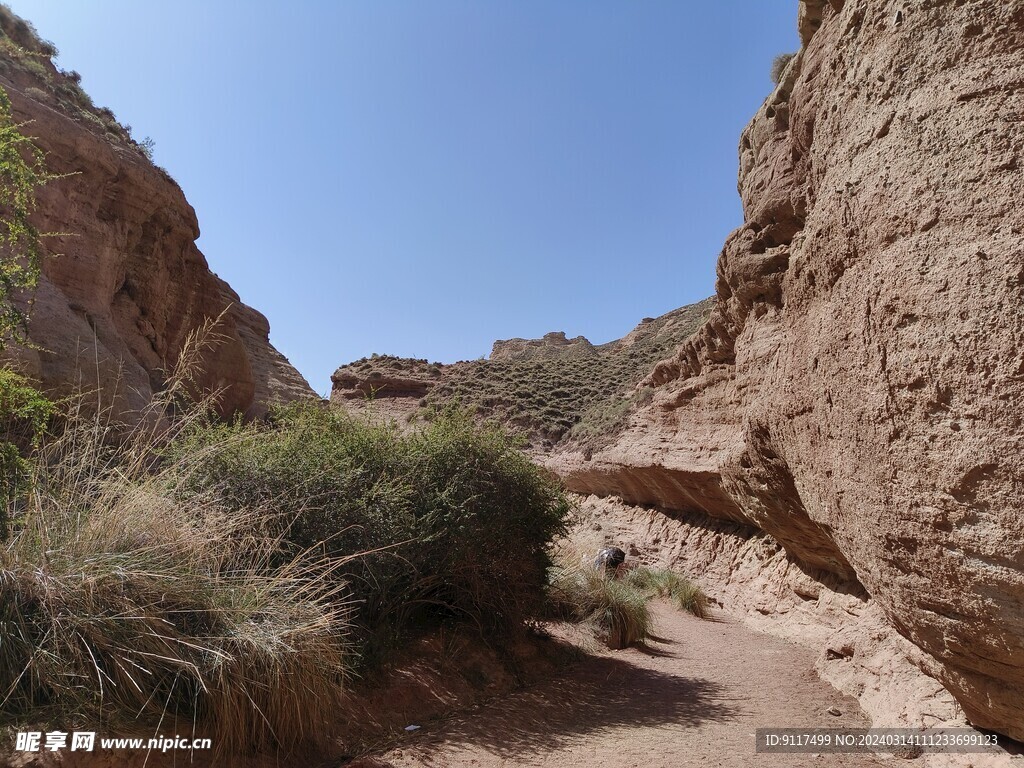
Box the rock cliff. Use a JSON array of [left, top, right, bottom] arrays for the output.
[[553, 0, 1024, 741], [0, 10, 312, 417]]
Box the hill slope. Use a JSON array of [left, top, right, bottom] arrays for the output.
[[331, 297, 713, 448]]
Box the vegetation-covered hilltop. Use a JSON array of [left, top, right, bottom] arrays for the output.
[[332, 297, 714, 448], [0, 4, 154, 162]]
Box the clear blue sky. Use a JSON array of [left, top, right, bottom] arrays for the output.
[[9, 1, 798, 395]]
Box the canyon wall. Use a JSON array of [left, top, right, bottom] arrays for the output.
[[0, 16, 312, 417], [553, 0, 1024, 740]]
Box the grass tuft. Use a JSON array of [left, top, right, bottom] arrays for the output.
[[547, 564, 652, 649], [545, 550, 709, 649], [624, 567, 709, 619]]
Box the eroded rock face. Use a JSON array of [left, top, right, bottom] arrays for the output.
[[490, 332, 598, 362], [555, 0, 1024, 740], [0, 46, 312, 417]]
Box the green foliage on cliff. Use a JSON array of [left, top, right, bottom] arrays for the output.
[[0, 82, 54, 539], [0, 368, 52, 538], [0, 84, 49, 348]]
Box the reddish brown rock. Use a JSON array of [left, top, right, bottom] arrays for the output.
[[0, 25, 312, 417], [554, 0, 1024, 741]]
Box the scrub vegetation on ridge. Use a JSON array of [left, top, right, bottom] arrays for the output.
[[334, 297, 714, 449]]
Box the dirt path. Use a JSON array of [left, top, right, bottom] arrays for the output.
[[359, 603, 899, 768]]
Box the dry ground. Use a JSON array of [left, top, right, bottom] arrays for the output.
[[357, 602, 901, 768]]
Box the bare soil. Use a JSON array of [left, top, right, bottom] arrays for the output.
[[358, 602, 900, 768]]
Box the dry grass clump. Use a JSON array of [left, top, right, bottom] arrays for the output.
[[547, 563, 652, 649], [0, 356, 348, 758], [545, 532, 709, 648], [770, 52, 796, 85]]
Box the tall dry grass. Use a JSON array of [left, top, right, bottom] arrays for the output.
[[0, 327, 350, 758]]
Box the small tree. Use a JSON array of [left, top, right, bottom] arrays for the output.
[[770, 52, 796, 85], [0, 85, 51, 347], [138, 135, 155, 161]]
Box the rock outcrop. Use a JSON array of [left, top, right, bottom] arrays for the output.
[[0, 12, 312, 417], [490, 332, 597, 362], [553, 0, 1024, 741]]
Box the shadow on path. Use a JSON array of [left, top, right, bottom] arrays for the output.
[[405, 648, 737, 761]]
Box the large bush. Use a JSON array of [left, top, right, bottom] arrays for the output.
[[172, 405, 571, 655]]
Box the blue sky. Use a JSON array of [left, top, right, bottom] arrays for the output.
[[9, 1, 799, 394]]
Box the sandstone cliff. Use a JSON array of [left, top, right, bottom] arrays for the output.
[[552, 0, 1024, 741], [0, 10, 313, 417]]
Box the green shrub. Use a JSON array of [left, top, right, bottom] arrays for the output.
[[171, 404, 571, 659], [0, 369, 53, 538], [137, 136, 155, 161]]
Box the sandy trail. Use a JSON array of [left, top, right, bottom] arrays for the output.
[[361, 603, 899, 768]]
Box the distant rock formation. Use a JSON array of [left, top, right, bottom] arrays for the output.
[[330, 299, 713, 445], [490, 332, 597, 362], [0, 10, 312, 417]]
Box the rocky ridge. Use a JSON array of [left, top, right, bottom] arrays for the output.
[[331, 298, 713, 446], [490, 331, 597, 362], [0, 9, 313, 417]]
